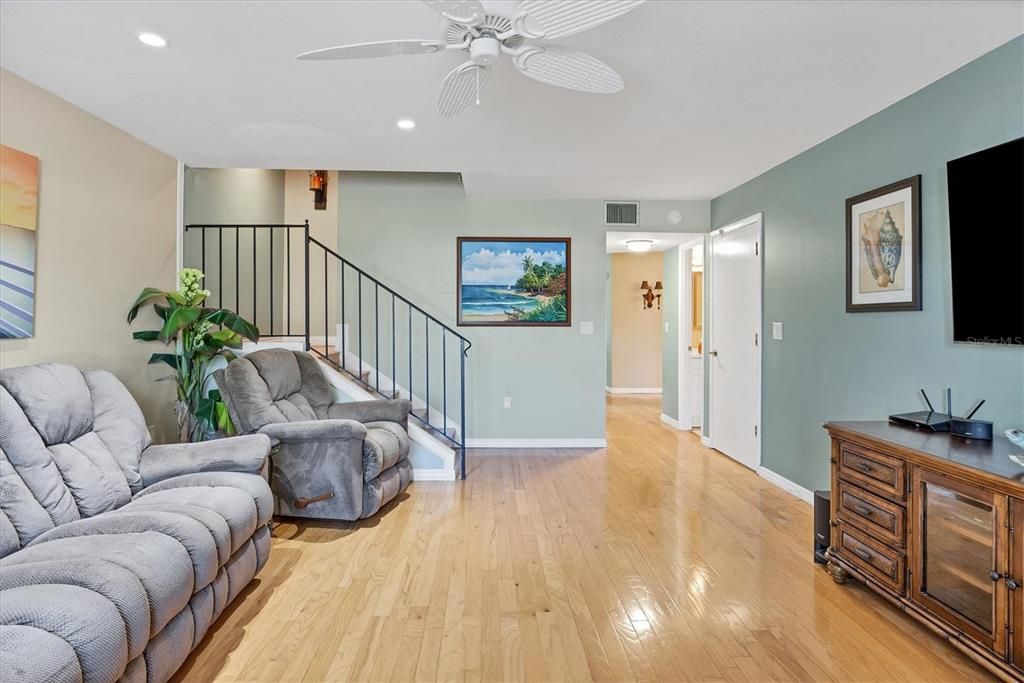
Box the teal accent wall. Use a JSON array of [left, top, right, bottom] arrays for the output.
[[710, 37, 1024, 491], [661, 245, 681, 420], [338, 172, 709, 439]]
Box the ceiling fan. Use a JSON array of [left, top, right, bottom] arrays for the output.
[[296, 0, 645, 118]]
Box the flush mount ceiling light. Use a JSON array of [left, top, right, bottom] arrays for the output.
[[137, 33, 167, 48], [625, 239, 654, 252], [396, 119, 416, 130]]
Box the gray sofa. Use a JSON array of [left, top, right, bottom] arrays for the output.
[[0, 363, 273, 683], [214, 348, 413, 520]]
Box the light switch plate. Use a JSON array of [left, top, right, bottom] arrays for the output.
[[664, 321, 670, 332], [580, 321, 594, 335], [772, 321, 784, 340], [503, 397, 512, 409]]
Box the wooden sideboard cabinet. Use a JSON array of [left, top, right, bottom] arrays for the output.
[[824, 421, 1024, 681]]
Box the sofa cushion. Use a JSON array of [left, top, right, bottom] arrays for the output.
[[362, 422, 410, 482], [27, 510, 221, 592], [84, 369, 150, 493], [0, 583, 128, 683], [3, 531, 193, 640], [48, 432, 131, 517], [136, 471, 274, 527], [0, 363, 94, 445], [0, 389, 80, 550], [123, 486, 257, 556], [0, 624, 81, 683]]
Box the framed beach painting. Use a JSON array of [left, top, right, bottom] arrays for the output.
[[846, 175, 921, 312], [0, 145, 39, 338], [457, 237, 571, 326]]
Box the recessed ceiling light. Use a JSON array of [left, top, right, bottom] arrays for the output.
[[138, 33, 168, 48], [397, 119, 416, 130], [626, 239, 654, 252]]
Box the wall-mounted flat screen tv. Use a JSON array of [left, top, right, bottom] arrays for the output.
[[947, 137, 1024, 345]]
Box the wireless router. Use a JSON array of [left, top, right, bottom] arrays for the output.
[[889, 389, 953, 432]]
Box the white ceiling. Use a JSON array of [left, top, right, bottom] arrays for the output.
[[606, 231, 699, 253], [1, 1, 1021, 200]]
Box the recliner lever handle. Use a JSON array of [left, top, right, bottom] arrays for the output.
[[294, 491, 335, 509]]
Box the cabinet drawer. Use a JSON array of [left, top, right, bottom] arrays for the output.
[[837, 523, 905, 595], [839, 443, 906, 501], [837, 480, 906, 547]]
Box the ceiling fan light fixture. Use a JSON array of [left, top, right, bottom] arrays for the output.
[[137, 32, 167, 48], [397, 119, 416, 130], [626, 239, 654, 252]]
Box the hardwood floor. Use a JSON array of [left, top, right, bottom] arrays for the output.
[[175, 395, 991, 682]]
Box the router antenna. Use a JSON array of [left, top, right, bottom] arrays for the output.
[[965, 400, 986, 420], [921, 389, 935, 413]]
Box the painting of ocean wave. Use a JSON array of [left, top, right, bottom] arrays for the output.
[[457, 237, 571, 327]]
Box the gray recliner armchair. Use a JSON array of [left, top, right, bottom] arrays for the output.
[[214, 348, 413, 520]]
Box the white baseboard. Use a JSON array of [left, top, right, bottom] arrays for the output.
[[660, 413, 682, 429], [757, 466, 814, 505], [412, 468, 456, 482], [700, 435, 712, 447], [605, 386, 662, 395], [466, 438, 607, 449]]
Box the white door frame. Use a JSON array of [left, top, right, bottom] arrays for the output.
[[676, 235, 705, 429], [707, 212, 762, 468]]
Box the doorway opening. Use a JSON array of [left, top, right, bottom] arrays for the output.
[[604, 231, 702, 424]]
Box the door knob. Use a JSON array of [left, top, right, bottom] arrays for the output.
[[709, 350, 719, 357]]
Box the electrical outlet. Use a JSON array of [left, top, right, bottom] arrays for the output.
[[503, 396, 512, 409], [664, 321, 670, 333], [772, 322, 784, 340], [580, 321, 594, 335]]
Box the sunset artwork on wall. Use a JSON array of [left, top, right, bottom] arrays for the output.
[[0, 144, 39, 338], [457, 237, 571, 326]]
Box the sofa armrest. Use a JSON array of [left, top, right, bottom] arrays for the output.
[[327, 399, 412, 427], [258, 419, 367, 443], [139, 434, 271, 487]]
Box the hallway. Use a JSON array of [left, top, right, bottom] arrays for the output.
[[175, 395, 987, 681]]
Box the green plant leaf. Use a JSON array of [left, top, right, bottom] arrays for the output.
[[132, 330, 161, 342], [148, 353, 179, 369], [127, 287, 167, 323], [204, 309, 260, 342], [159, 306, 202, 342], [215, 401, 235, 435], [153, 304, 170, 321]]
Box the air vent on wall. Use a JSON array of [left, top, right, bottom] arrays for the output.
[[605, 201, 639, 226]]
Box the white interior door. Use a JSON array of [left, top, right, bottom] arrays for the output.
[[709, 216, 761, 469]]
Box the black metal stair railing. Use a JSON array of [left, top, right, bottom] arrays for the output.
[[184, 223, 471, 479]]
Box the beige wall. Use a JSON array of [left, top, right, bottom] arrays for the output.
[[0, 69, 178, 440], [183, 168, 285, 335], [609, 252, 663, 389]]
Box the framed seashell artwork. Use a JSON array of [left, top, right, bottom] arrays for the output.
[[846, 175, 921, 312]]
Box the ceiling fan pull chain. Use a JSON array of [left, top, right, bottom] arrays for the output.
[[475, 67, 481, 105]]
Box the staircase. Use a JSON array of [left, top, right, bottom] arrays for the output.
[[184, 222, 471, 479]]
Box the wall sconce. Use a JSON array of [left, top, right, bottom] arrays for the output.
[[641, 280, 663, 310], [309, 170, 328, 210]]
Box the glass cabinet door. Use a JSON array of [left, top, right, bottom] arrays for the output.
[[911, 467, 1009, 656]]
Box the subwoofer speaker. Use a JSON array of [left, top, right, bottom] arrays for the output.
[[814, 489, 831, 564]]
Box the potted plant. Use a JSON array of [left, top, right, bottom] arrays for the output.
[[127, 268, 259, 442]]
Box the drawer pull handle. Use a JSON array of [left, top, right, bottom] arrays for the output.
[[990, 570, 1001, 581], [854, 462, 874, 473], [1008, 578, 1019, 591], [853, 504, 873, 517], [853, 548, 873, 562]]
